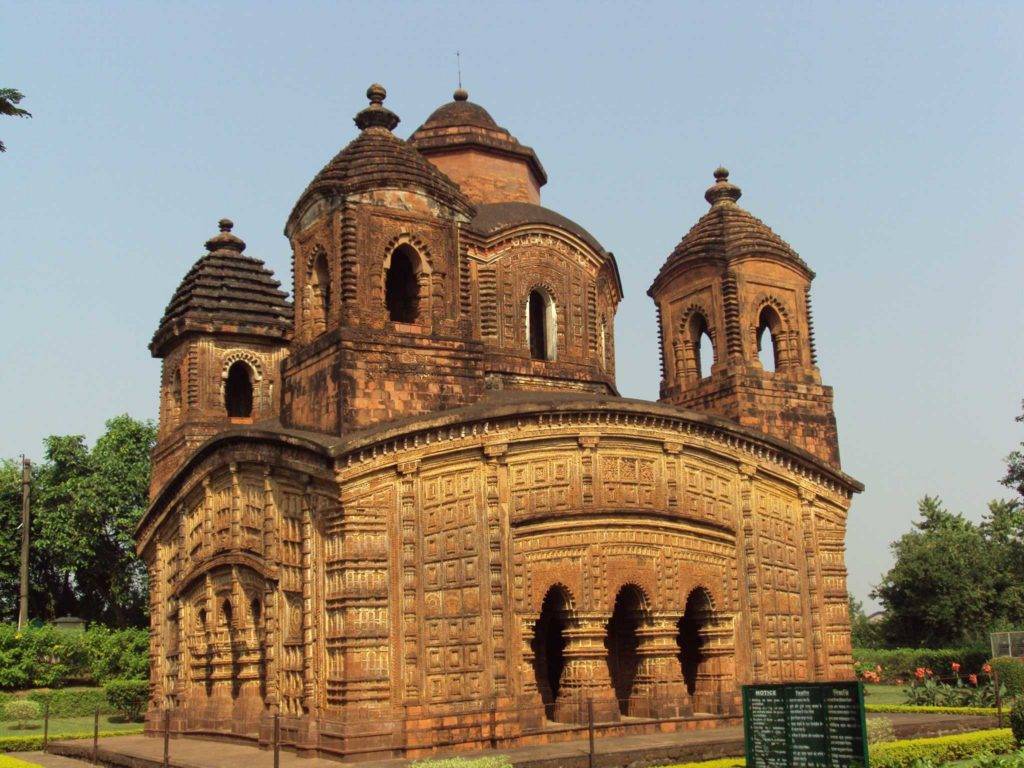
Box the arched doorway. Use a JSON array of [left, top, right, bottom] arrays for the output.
[[531, 586, 570, 720], [385, 245, 421, 323], [678, 587, 713, 711], [606, 585, 646, 716]]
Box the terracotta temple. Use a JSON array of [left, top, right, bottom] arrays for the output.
[[137, 84, 862, 759]]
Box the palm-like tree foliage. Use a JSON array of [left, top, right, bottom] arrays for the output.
[[0, 88, 32, 153]]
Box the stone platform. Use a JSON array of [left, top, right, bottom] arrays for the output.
[[40, 713, 998, 768]]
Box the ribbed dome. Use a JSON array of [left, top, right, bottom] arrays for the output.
[[151, 219, 292, 356], [409, 89, 547, 188], [654, 169, 812, 283], [289, 85, 472, 228], [420, 90, 499, 130]]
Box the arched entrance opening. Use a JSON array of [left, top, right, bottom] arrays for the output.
[[678, 587, 713, 710], [606, 585, 645, 716], [385, 244, 421, 323], [224, 362, 254, 418], [531, 586, 570, 720]]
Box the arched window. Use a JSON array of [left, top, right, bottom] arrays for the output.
[[221, 598, 233, 628], [385, 245, 421, 323], [528, 289, 556, 361], [688, 313, 714, 379], [224, 361, 254, 418], [757, 306, 783, 372], [196, 608, 207, 631], [250, 597, 262, 625], [307, 250, 330, 335]]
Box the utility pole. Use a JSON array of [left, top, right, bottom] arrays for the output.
[[18, 457, 30, 630]]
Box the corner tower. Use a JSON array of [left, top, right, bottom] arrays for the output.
[[149, 219, 291, 496], [649, 169, 840, 466]]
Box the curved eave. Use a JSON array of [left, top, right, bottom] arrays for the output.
[[149, 317, 292, 358], [137, 426, 334, 551], [647, 248, 816, 298], [320, 392, 862, 494]]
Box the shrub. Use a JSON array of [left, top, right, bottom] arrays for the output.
[[869, 728, 1015, 768], [867, 715, 896, 745], [993, 657, 1024, 698], [23, 687, 111, 718], [409, 758, 512, 768], [853, 647, 989, 683], [0, 624, 148, 690], [1, 701, 39, 730], [866, 703, 998, 715], [0, 728, 144, 753], [1011, 698, 1024, 746], [104, 679, 148, 722]]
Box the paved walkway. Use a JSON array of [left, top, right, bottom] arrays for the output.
[[35, 713, 998, 768]]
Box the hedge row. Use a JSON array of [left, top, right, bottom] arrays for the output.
[[0, 728, 145, 753], [865, 703, 999, 716], [853, 646, 990, 681], [0, 687, 113, 719], [869, 728, 1016, 768], [0, 624, 147, 689]]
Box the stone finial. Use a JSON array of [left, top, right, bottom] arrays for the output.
[[453, 88, 469, 102], [705, 166, 742, 206], [205, 217, 246, 253], [354, 82, 400, 132]]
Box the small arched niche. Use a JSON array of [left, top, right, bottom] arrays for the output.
[[385, 244, 422, 323], [757, 305, 783, 372], [224, 361, 254, 418], [606, 584, 647, 716], [307, 250, 330, 335], [527, 288, 557, 361], [688, 313, 714, 379]]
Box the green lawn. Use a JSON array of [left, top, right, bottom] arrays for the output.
[[864, 683, 906, 705], [0, 714, 141, 739]]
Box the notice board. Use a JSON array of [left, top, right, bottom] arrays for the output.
[[742, 681, 868, 767]]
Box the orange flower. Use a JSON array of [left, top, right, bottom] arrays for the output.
[[984, 663, 993, 675], [969, 674, 978, 686], [952, 662, 961, 673], [915, 667, 926, 680]]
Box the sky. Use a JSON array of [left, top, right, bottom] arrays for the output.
[[2, 1, 1022, 610]]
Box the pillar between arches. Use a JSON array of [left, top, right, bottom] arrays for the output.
[[629, 613, 692, 718], [695, 614, 740, 715], [555, 612, 619, 723]]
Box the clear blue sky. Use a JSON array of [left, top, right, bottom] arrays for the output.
[[3, 2, 1022, 609]]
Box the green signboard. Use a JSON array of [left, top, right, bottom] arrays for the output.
[[742, 681, 869, 767]]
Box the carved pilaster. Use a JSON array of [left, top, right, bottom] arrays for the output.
[[737, 463, 764, 681], [262, 468, 279, 711], [722, 270, 743, 361], [483, 443, 510, 695], [578, 435, 599, 506], [340, 203, 358, 322], [397, 460, 421, 701], [799, 487, 826, 679]]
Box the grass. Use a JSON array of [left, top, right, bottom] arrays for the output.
[[0, 714, 141, 739], [0, 758, 43, 768], [865, 683, 906, 705]]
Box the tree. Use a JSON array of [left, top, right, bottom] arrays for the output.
[[849, 593, 882, 648], [1004, 400, 1024, 499], [872, 496, 1002, 647], [0, 88, 31, 153], [0, 416, 155, 627]]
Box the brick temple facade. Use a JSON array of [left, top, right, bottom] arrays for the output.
[[137, 84, 862, 760]]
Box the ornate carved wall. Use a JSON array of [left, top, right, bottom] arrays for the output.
[[139, 396, 859, 759]]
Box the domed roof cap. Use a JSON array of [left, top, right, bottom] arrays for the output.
[[651, 168, 812, 290], [409, 89, 547, 187], [420, 88, 500, 130], [288, 84, 472, 230], [151, 219, 292, 356]]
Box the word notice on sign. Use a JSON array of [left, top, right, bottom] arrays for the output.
[[742, 681, 868, 768]]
